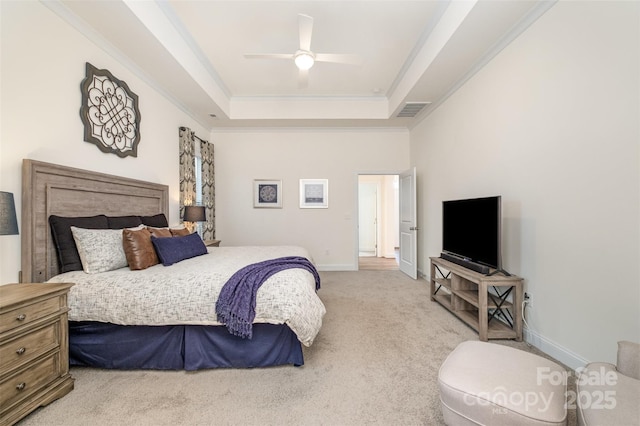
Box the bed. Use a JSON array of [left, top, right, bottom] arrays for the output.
[[21, 160, 326, 370]]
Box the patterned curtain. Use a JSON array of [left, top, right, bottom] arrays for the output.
[[179, 127, 196, 217], [199, 138, 215, 240], [179, 127, 215, 240]]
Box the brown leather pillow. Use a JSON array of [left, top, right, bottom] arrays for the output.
[[148, 226, 191, 237], [170, 227, 190, 237], [122, 228, 158, 270], [147, 227, 172, 238]]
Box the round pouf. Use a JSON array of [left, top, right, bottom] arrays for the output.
[[438, 341, 567, 426]]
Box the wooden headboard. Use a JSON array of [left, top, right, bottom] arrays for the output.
[[21, 160, 169, 283]]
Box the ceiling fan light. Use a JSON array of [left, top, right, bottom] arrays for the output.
[[295, 52, 315, 70]]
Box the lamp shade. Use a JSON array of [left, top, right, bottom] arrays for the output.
[[0, 191, 19, 235], [183, 205, 206, 222]]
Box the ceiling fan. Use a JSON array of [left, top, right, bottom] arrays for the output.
[[244, 14, 362, 88]]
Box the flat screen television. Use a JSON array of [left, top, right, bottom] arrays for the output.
[[442, 196, 501, 274]]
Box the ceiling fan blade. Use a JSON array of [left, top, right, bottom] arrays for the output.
[[314, 53, 363, 66], [298, 14, 313, 51], [244, 54, 294, 60], [298, 68, 309, 88]]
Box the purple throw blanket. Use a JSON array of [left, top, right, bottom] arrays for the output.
[[215, 256, 321, 339]]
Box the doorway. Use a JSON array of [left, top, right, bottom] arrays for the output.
[[358, 175, 399, 270]]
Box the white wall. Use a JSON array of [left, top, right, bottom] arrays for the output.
[[411, 0, 639, 367], [212, 129, 409, 270], [0, 1, 208, 283], [359, 175, 399, 258], [382, 175, 400, 257]]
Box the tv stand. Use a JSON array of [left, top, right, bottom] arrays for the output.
[[430, 257, 523, 341], [487, 268, 511, 277]]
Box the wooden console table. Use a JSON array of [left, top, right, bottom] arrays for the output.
[[430, 257, 523, 341]]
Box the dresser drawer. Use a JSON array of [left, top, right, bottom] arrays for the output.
[[0, 352, 60, 412], [0, 322, 58, 369], [0, 297, 60, 334]]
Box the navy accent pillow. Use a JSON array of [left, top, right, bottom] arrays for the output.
[[151, 232, 208, 266], [49, 215, 109, 273], [141, 213, 169, 228], [107, 215, 143, 229]]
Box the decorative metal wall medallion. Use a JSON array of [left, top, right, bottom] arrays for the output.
[[80, 62, 141, 158]]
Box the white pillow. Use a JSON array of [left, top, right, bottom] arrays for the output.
[[71, 226, 141, 273]]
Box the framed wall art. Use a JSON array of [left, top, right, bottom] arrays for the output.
[[254, 179, 282, 208], [80, 62, 141, 158], [299, 179, 328, 208]]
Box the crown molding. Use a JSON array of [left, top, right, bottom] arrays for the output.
[[211, 126, 409, 134]]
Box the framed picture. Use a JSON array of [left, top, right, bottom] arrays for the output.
[[253, 179, 282, 208], [299, 179, 329, 208]]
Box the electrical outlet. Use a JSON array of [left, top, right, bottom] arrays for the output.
[[524, 292, 532, 308]]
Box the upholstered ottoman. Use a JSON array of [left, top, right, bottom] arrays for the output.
[[438, 341, 567, 426]]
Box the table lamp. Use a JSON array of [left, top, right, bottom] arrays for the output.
[[183, 205, 206, 235], [0, 191, 19, 235]]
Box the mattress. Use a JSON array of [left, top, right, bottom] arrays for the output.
[[47, 245, 326, 346]]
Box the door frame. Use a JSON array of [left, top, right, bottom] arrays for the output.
[[353, 171, 403, 270]]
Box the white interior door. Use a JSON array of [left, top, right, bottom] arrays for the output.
[[399, 167, 417, 279]]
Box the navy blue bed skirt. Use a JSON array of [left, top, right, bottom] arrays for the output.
[[68, 321, 304, 370]]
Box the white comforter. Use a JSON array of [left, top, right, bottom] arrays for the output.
[[46, 246, 326, 346]]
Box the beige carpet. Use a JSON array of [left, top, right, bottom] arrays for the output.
[[19, 270, 576, 425]]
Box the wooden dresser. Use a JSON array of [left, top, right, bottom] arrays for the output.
[[0, 283, 74, 426]]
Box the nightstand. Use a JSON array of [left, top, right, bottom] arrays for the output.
[[204, 240, 221, 247], [0, 283, 74, 426]]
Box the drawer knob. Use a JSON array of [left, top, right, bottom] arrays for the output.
[[16, 347, 26, 355], [16, 382, 26, 391], [16, 314, 26, 321]]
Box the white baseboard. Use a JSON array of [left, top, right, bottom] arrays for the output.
[[524, 327, 589, 371]]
